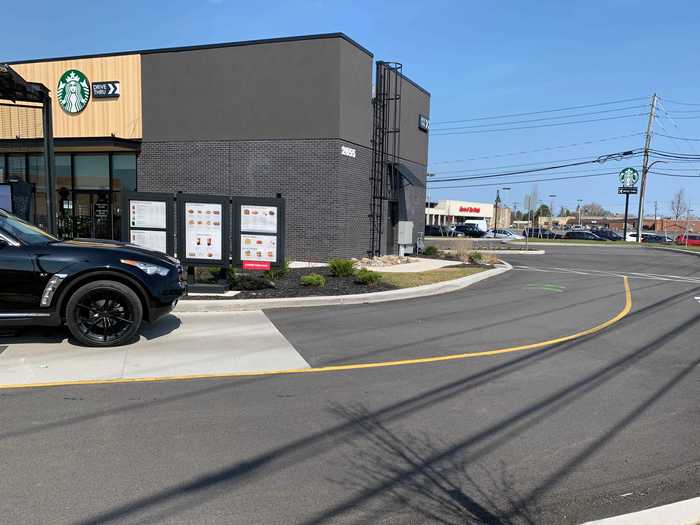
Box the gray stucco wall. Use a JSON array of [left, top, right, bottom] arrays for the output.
[[141, 38, 350, 142], [338, 40, 373, 148], [398, 78, 430, 167]]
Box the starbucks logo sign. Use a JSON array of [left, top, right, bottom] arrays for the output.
[[57, 70, 90, 114]]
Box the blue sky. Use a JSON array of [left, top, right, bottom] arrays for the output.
[[3, 0, 700, 217]]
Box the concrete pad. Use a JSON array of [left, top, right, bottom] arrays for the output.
[[0, 311, 309, 387], [581, 495, 700, 525], [364, 257, 463, 273]]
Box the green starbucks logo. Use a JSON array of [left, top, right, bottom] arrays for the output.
[[57, 70, 90, 114]]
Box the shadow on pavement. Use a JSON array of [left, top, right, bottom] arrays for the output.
[[2, 283, 695, 524]]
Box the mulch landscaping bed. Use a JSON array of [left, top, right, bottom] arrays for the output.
[[235, 267, 397, 299]]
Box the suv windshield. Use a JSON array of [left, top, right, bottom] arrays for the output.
[[0, 211, 57, 245]]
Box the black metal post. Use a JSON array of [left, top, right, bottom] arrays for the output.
[[622, 193, 630, 241], [41, 95, 57, 235]]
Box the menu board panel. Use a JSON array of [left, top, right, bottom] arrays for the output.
[[240, 205, 277, 233], [130, 229, 167, 254], [240, 234, 277, 263], [184, 202, 223, 260], [130, 200, 167, 229]]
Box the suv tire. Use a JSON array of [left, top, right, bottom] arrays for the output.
[[65, 280, 143, 347]]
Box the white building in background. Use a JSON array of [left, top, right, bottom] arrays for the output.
[[425, 200, 511, 229]]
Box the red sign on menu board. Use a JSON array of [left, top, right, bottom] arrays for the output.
[[243, 261, 271, 271]]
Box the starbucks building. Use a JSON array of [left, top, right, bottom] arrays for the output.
[[0, 33, 430, 260]]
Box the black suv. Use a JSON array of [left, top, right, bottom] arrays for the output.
[[455, 223, 486, 238], [0, 210, 185, 346]]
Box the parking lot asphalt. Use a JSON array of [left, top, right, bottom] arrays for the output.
[[0, 246, 698, 524]]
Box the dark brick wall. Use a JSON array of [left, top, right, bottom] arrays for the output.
[[137, 138, 376, 261]]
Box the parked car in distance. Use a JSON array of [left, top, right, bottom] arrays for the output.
[[0, 209, 186, 347], [455, 223, 486, 238], [674, 233, 700, 246], [641, 234, 673, 244], [563, 231, 607, 241], [592, 229, 623, 241], [484, 228, 524, 240], [522, 228, 557, 239]]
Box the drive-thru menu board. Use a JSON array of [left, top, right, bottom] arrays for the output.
[[240, 205, 277, 233], [184, 202, 223, 260], [122, 192, 174, 255], [129, 230, 167, 254], [236, 198, 284, 269], [129, 200, 166, 229], [240, 234, 277, 263]]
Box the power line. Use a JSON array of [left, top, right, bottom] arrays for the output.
[[431, 105, 647, 131], [431, 154, 600, 175], [428, 151, 642, 183], [649, 171, 700, 178], [430, 96, 649, 125], [430, 113, 648, 136], [428, 133, 644, 166], [428, 171, 618, 190], [660, 97, 700, 107]]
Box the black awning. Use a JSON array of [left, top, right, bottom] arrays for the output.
[[0, 64, 48, 103], [395, 162, 425, 188]]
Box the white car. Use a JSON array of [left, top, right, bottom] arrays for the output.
[[485, 228, 524, 240]]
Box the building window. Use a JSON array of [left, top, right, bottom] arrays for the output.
[[111, 153, 136, 192], [74, 154, 109, 190], [7, 154, 26, 181]]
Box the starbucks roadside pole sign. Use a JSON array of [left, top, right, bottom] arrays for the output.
[[618, 167, 639, 240], [57, 70, 90, 114]]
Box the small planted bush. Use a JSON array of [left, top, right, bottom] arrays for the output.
[[300, 273, 326, 287], [228, 268, 275, 290], [468, 251, 484, 265], [264, 259, 290, 281], [328, 258, 356, 277], [423, 245, 439, 257], [354, 268, 382, 286]]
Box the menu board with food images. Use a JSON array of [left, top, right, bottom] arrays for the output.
[[240, 205, 277, 234], [184, 202, 223, 260], [130, 200, 167, 229], [240, 234, 277, 263], [130, 230, 167, 254]]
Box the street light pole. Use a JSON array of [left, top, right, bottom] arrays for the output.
[[548, 194, 556, 230], [577, 199, 583, 227]]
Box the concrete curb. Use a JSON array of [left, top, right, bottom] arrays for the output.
[[175, 262, 512, 312], [580, 495, 700, 524], [645, 246, 700, 257]]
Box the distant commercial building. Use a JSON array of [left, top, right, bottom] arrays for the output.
[[0, 33, 430, 260], [425, 199, 512, 229]]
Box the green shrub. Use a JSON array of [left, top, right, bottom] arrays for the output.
[[423, 245, 439, 257], [300, 273, 326, 287], [328, 258, 356, 277], [264, 259, 290, 281], [468, 251, 484, 265], [354, 268, 382, 286], [227, 268, 275, 290]]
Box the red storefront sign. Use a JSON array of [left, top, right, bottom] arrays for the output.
[[459, 206, 481, 213], [243, 261, 271, 271]]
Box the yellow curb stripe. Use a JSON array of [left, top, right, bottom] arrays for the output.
[[0, 277, 632, 391]]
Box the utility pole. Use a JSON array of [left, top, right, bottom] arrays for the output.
[[577, 199, 583, 226], [636, 93, 658, 243], [653, 200, 658, 230]]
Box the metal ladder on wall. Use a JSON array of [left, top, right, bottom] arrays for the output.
[[369, 61, 402, 257]]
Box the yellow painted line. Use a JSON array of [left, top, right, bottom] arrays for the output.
[[0, 277, 632, 391]]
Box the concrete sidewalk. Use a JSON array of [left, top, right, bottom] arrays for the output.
[[0, 311, 309, 387], [581, 496, 700, 524]]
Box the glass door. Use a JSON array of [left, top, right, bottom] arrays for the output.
[[72, 191, 113, 239]]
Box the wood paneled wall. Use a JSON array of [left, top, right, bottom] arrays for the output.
[[4, 54, 142, 139]]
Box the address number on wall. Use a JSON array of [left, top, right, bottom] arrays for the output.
[[341, 146, 356, 158]]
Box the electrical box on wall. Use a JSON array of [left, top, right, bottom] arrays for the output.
[[398, 220, 414, 252]]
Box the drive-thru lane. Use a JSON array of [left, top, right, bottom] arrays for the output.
[[0, 246, 698, 524]]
